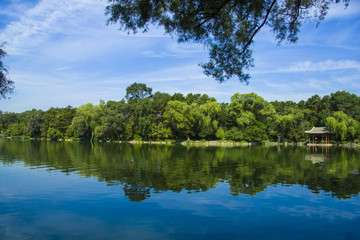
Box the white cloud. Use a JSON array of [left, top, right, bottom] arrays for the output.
[[326, 1, 360, 19], [141, 41, 205, 59], [0, 0, 359, 113], [0, 0, 35, 19], [279, 205, 359, 221], [56, 66, 72, 71], [141, 50, 164, 58], [279, 59, 360, 73], [113, 64, 207, 84], [0, 0, 106, 55]]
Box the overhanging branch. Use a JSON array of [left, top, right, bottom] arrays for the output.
[[239, 0, 277, 56]]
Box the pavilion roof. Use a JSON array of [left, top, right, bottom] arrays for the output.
[[305, 127, 332, 134]]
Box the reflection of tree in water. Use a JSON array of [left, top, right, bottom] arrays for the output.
[[123, 183, 151, 202], [0, 141, 359, 201], [303, 147, 360, 199]]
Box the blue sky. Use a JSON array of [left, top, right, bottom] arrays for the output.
[[0, 0, 359, 113]]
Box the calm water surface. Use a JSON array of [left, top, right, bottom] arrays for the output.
[[0, 140, 359, 240]]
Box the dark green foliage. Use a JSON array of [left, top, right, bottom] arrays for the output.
[[171, 93, 185, 102], [125, 82, 153, 103], [42, 106, 76, 139], [105, 0, 348, 83], [1, 83, 359, 142], [25, 109, 44, 137], [330, 91, 360, 121], [0, 43, 14, 99], [185, 93, 215, 105], [95, 106, 126, 141], [0, 111, 18, 133]]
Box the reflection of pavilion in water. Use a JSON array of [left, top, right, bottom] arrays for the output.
[[305, 146, 331, 164], [305, 154, 328, 164]]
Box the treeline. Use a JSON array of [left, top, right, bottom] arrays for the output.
[[0, 83, 359, 142]]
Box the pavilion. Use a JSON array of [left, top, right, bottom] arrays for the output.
[[305, 127, 334, 144]]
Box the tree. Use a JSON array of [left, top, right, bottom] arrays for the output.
[[199, 101, 221, 139], [171, 93, 186, 102], [135, 98, 152, 140], [330, 91, 360, 121], [0, 43, 14, 99], [0, 111, 19, 133], [99, 100, 134, 140], [125, 82, 152, 103], [326, 111, 359, 141], [95, 109, 125, 141], [105, 0, 349, 83], [228, 93, 276, 142], [40, 106, 76, 139], [71, 103, 101, 141], [164, 100, 200, 140], [25, 109, 43, 137], [317, 95, 332, 125], [304, 94, 321, 125], [185, 93, 215, 105]]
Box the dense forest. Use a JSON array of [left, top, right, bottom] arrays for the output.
[[0, 83, 359, 142]]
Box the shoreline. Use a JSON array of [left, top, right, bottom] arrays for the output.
[[3, 136, 359, 148]]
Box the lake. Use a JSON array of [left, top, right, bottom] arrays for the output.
[[0, 140, 359, 240]]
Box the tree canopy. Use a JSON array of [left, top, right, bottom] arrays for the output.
[[125, 82, 153, 102], [105, 0, 350, 83], [1, 83, 359, 143], [0, 43, 14, 99]]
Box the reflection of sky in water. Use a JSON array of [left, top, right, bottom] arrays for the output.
[[1, 163, 360, 240]]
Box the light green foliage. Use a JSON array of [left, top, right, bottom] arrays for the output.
[[326, 116, 337, 133], [47, 127, 62, 140], [274, 104, 310, 142], [215, 127, 225, 140], [198, 101, 221, 139], [71, 103, 101, 141], [164, 101, 200, 140], [149, 92, 172, 139], [4, 122, 23, 136], [149, 122, 173, 140], [326, 111, 359, 141], [228, 92, 276, 142], [337, 122, 347, 141]]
